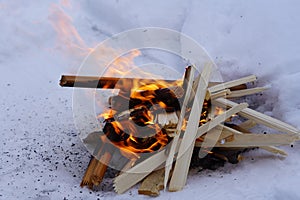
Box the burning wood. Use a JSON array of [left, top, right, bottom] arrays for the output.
[[60, 66, 300, 196]]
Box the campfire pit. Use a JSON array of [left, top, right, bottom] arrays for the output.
[[60, 64, 300, 196]]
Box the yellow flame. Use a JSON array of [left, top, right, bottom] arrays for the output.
[[215, 107, 225, 116]]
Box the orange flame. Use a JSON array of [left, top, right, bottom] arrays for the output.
[[215, 107, 225, 116], [49, 3, 92, 56]]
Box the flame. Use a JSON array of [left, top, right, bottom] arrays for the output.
[[48, 1, 180, 159], [60, 0, 72, 8], [49, 3, 92, 56], [98, 109, 115, 120], [214, 107, 225, 116]]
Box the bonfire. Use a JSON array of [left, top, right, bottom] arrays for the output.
[[60, 64, 300, 196]]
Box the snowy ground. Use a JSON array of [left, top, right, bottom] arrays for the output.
[[1, 0, 300, 199]]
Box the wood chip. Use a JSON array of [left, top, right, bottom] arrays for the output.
[[138, 168, 166, 196]]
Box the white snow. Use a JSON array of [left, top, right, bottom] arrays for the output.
[[1, 0, 300, 199]]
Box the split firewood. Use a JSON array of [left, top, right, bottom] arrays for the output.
[[80, 156, 100, 189], [164, 66, 195, 190], [80, 150, 112, 189], [212, 134, 299, 147], [113, 103, 248, 194], [225, 124, 288, 156], [195, 130, 299, 148], [71, 71, 300, 197], [226, 87, 268, 98], [138, 168, 166, 196], [213, 98, 300, 135], [169, 102, 248, 191], [208, 75, 257, 94], [114, 149, 168, 194], [168, 63, 212, 192]]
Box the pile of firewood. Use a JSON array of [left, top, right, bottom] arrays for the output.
[[60, 64, 300, 196]]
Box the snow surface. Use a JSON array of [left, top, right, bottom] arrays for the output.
[[1, 0, 300, 199]]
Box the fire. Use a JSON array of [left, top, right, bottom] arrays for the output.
[[101, 83, 179, 154], [49, 3, 93, 56], [49, 1, 207, 157], [214, 106, 225, 116]]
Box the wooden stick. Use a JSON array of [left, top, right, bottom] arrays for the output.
[[196, 133, 299, 147], [213, 98, 300, 135], [60, 75, 247, 91], [220, 125, 288, 156], [205, 89, 230, 101], [60, 75, 179, 89], [227, 87, 268, 98], [138, 168, 166, 196], [164, 66, 195, 189], [80, 156, 99, 189], [168, 63, 212, 191], [91, 152, 112, 186], [208, 75, 257, 93]]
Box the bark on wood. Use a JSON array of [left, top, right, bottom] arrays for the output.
[[60, 75, 247, 90], [206, 89, 231, 100], [60, 75, 178, 89], [80, 156, 99, 189], [208, 75, 257, 93], [91, 152, 111, 186]]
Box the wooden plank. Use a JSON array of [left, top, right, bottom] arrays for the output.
[[138, 168, 166, 196], [196, 133, 299, 147], [213, 98, 300, 135], [218, 125, 289, 156], [208, 75, 257, 93], [168, 63, 212, 191], [227, 87, 268, 98], [164, 66, 195, 189]]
